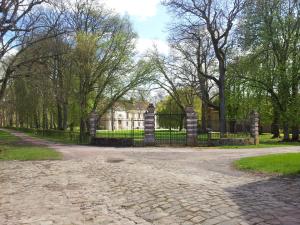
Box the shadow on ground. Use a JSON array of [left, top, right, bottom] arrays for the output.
[[226, 175, 300, 225]]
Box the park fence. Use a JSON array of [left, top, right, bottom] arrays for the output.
[[197, 119, 251, 146], [95, 118, 144, 147], [89, 104, 259, 147], [6, 105, 259, 147], [6, 127, 90, 144]]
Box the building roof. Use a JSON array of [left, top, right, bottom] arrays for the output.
[[113, 100, 149, 112]]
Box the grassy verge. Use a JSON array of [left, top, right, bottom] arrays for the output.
[[10, 127, 86, 144], [6, 128, 300, 149], [0, 130, 62, 161], [234, 153, 300, 175], [220, 133, 300, 149]]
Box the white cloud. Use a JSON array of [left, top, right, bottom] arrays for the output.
[[103, 0, 160, 20], [136, 38, 169, 55]]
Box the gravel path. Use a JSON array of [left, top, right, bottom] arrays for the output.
[[1, 129, 300, 225]]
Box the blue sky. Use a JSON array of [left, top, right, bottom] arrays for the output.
[[103, 0, 170, 54], [132, 6, 169, 40]]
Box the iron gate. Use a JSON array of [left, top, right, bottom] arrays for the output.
[[95, 118, 144, 147], [155, 113, 187, 146]]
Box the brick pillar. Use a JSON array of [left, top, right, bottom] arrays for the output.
[[144, 104, 155, 146], [186, 106, 198, 146], [89, 111, 98, 138], [250, 111, 259, 145]]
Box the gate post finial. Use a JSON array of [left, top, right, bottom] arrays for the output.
[[186, 106, 198, 146], [144, 104, 155, 146]]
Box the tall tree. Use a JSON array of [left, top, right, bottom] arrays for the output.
[[238, 0, 300, 140], [163, 0, 247, 136], [70, 1, 152, 141], [0, 0, 52, 100]]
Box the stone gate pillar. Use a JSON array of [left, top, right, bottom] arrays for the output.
[[144, 104, 155, 146], [250, 111, 259, 145], [186, 106, 198, 146], [89, 111, 98, 138]]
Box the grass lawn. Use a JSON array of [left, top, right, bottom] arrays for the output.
[[7, 127, 300, 148], [234, 153, 300, 175], [96, 129, 189, 145], [11, 127, 86, 144], [220, 133, 300, 149], [0, 130, 62, 161]]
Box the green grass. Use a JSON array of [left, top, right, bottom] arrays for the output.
[[0, 130, 20, 144], [28, 133, 80, 144], [220, 133, 300, 149], [0, 146, 62, 161], [0, 130, 62, 161], [7, 127, 300, 148], [234, 153, 300, 175], [11, 127, 87, 144]]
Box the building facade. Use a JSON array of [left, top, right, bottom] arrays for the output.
[[99, 101, 148, 130]]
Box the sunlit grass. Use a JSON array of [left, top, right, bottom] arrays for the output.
[[235, 153, 300, 175], [220, 133, 300, 149], [0, 130, 62, 161]]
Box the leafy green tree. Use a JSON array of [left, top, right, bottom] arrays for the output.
[[156, 89, 201, 130], [237, 0, 300, 140], [163, 0, 247, 137], [70, 1, 153, 141]]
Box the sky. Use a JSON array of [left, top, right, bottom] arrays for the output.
[[6, 0, 171, 57], [102, 0, 171, 55]]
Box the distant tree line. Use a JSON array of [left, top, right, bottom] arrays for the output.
[[0, 0, 153, 141]]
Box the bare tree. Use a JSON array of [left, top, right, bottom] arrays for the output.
[[163, 0, 246, 136], [168, 25, 219, 130], [0, 0, 60, 100]]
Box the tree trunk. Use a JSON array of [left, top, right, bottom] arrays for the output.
[[229, 120, 236, 133], [9, 114, 13, 127], [50, 113, 53, 129], [219, 63, 226, 137], [57, 103, 63, 130], [201, 101, 207, 132], [271, 103, 280, 138], [0, 72, 9, 102], [271, 123, 280, 138], [63, 102, 68, 130], [111, 108, 114, 131], [292, 126, 299, 142], [79, 117, 86, 143], [34, 112, 39, 129], [283, 123, 289, 141], [79, 93, 87, 143], [271, 120, 280, 139]]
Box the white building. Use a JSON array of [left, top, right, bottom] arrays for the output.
[[99, 101, 148, 130]]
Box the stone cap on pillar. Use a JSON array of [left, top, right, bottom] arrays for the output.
[[146, 104, 155, 113], [90, 111, 98, 119], [185, 106, 196, 114], [250, 110, 259, 117]]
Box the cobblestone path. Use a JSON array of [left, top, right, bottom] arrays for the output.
[[1, 130, 300, 225]]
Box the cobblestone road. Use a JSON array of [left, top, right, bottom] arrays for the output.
[[1, 130, 300, 225]]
